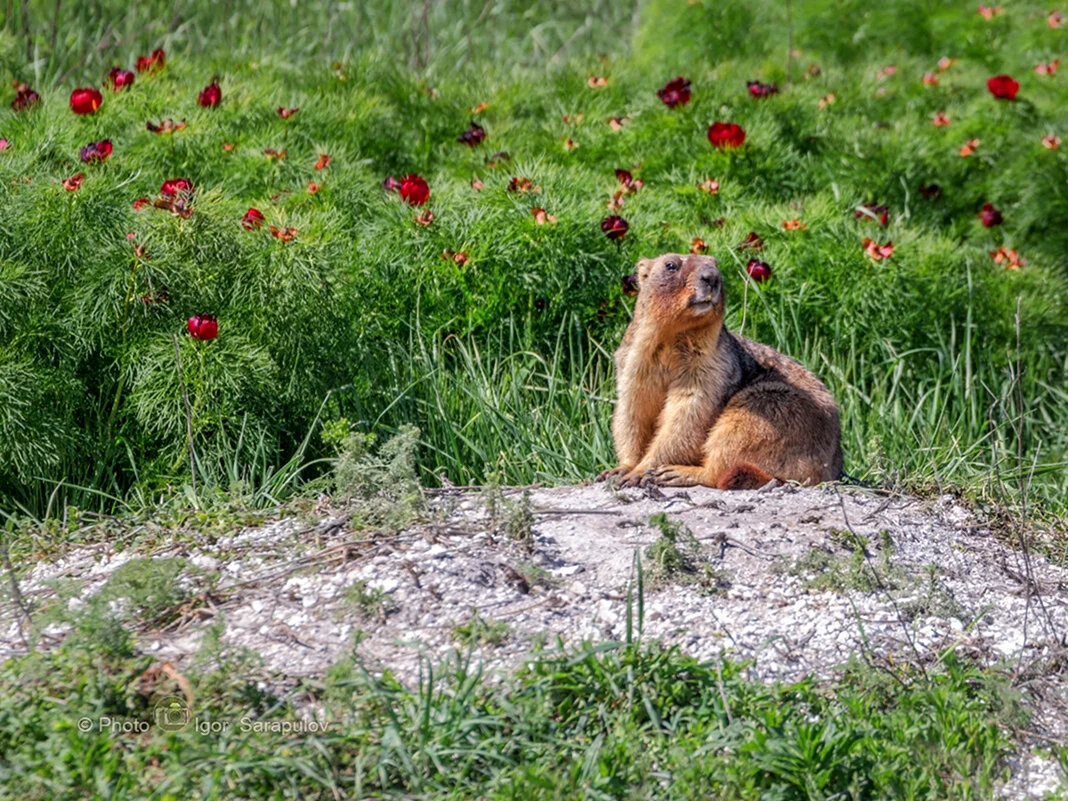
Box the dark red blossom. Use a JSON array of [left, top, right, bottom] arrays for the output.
[[136, 48, 165, 74], [187, 314, 218, 341], [382, 175, 403, 192], [198, 78, 222, 108], [314, 154, 331, 170], [746, 259, 772, 282], [737, 231, 764, 252], [708, 122, 746, 149], [269, 225, 298, 242], [458, 122, 487, 146], [855, 203, 889, 226], [146, 118, 186, 134], [70, 87, 103, 115], [862, 238, 894, 260], [133, 197, 151, 210], [399, 174, 430, 206], [978, 202, 1003, 227], [107, 68, 135, 91], [62, 173, 85, 192], [11, 82, 40, 111], [277, 106, 299, 119], [242, 207, 265, 230], [657, 77, 692, 108], [160, 178, 194, 198], [919, 182, 943, 200], [79, 140, 113, 163], [615, 169, 643, 193], [601, 215, 629, 240], [621, 273, 639, 296], [746, 80, 779, 98], [986, 74, 1019, 100]]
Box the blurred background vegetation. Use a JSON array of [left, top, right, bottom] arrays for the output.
[[0, 0, 1065, 518]]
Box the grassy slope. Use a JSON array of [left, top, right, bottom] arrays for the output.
[[0, 0, 1065, 517]]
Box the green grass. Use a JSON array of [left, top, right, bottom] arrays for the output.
[[0, 0, 1066, 520], [0, 634, 1030, 800]]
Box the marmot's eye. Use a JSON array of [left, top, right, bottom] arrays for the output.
[[665, 262, 679, 272]]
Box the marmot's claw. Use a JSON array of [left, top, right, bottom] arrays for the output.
[[617, 471, 645, 488], [597, 465, 634, 484]]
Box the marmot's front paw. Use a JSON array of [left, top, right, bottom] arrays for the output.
[[597, 465, 634, 483], [616, 469, 652, 488], [641, 465, 702, 487]]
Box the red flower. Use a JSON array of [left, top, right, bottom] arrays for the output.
[[782, 219, 806, 230], [187, 314, 218, 341], [738, 231, 764, 252], [160, 178, 194, 198], [959, 138, 980, 157], [198, 78, 222, 108], [746, 259, 772, 282], [507, 176, 537, 193], [471, 101, 490, 114], [470, 177, 484, 191], [621, 273, 639, 296], [79, 139, 113, 163], [1034, 60, 1059, 76], [62, 173, 85, 192], [11, 83, 40, 111], [414, 210, 434, 226], [919, 182, 943, 199], [922, 72, 939, 86], [269, 225, 298, 242], [601, 215, 629, 240], [932, 110, 951, 127], [1042, 133, 1061, 150], [986, 74, 1019, 100], [698, 178, 720, 194], [657, 77, 692, 108], [135, 48, 165, 74], [146, 118, 186, 134], [977, 5, 1002, 19], [0, 138, 9, 151], [314, 154, 331, 170], [458, 122, 487, 146], [263, 148, 286, 160], [978, 202, 1003, 227], [106, 68, 135, 91], [242, 207, 265, 230], [938, 57, 957, 72], [615, 169, 643, 193], [708, 122, 746, 149], [691, 237, 709, 253], [383, 175, 403, 192], [277, 106, 299, 118], [399, 174, 430, 206], [132, 197, 151, 210], [532, 207, 557, 225], [746, 80, 779, 98], [1051, 10, 1064, 27], [862, 238, 894, 260], [855, 203, 889, 226], [307, 181, 320, 194], [70, 87, 103, 115], [990, 246, 1024, 269]]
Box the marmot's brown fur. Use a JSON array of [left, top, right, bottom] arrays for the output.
[[599, 253, 842, 490]]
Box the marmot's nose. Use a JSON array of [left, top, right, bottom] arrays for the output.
[[697, 266, 718, 287]]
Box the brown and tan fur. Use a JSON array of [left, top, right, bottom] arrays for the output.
[[599, 253, 842, 490]]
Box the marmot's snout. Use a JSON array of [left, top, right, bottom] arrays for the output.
[[690, 262, 722, 308]]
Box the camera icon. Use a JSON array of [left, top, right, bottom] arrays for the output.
[[152, 696, 191, 732]]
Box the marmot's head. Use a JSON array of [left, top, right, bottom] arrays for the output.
[[633, 253, 724, 333]]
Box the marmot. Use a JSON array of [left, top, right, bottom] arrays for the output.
[[599, 253, 842, 489]]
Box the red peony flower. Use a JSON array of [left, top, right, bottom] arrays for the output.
[[0, 138, 9, 151], [959, 138, 980, 157], [615, 169, 643, 193], [414, 210, 434, 226], [1042, 133, 1061, 150], [11, 82, 40, 111], [383, 175, 403, 192], [470, 177, 484, 191], [198, 78, 222, 108], [746, 80, 779, 98], [160, 178, 194, 198], [608, 116, 628, 131], [187, 314, 218, 341], [738, 231, 764, 252], [876, 65, 897, 79], [135, 48, 165, 74], [532, 207, 557, 225], [107, 68, 135, 91], [978, 202, 1003, 227], [938, 57, 957, 72], [782, 219, 806, 230], [922, 72, 939, 86], [263, 148, 286, 160], [62, 173, 85, 192], [1050, 10, 1063, 27], [862, 238, 894, 260], [507, 176, 537, 193], [855, 203, 889, 226], [242, 207, 265, 230], [1034, 60, 1059, 76], [458, 122, 487, 146], [79, 139, 112, 163], [399, 174, 430, 205], [708, 122, 746, 149], [977, 5, 1002, 19], [932, 110, 951, 127], [587, 75, 609, 88], [691, 237, 709, 253], [146, 118, 186, 134], [269, 225, 298, 242], [132, 197, 151, 210], [70, 87, 103, 115], [307, 181, 319, 194], [563, 137, 578, 151], [987, 74, 1019, 100], [601, 215, 629, 240], [471, 101, 490, 114], [990, 246, 1024, 269], [698, 177, 720, 194], [621, 273, 639, 296], [314, 154, 331, 170], [746, 259, 772, 282], [657, 77, 692, 108], [277, 106, 299, 119]]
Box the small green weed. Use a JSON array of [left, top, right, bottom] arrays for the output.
[[452, 608, 510, 648]]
